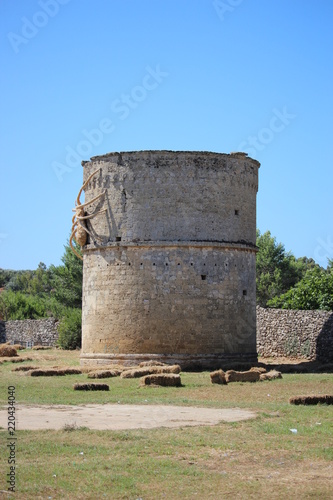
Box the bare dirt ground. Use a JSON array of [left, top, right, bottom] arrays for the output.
[[0, 404, 256, 431]]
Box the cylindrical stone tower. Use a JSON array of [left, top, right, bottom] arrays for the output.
[[80, 150, 260, 369]]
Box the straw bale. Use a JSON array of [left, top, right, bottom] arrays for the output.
[[140, 373, 181, 386], [210, 369, 227, 385], [289, 395, 333, 405], [121, 365, 181, 379], [225, 369, 260, 383], [74, 383, 109, 391], [260, 370, 282, 381]]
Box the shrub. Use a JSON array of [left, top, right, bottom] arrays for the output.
[[57, 308, 82, 350]]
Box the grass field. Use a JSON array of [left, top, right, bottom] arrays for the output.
[[0, 349, 332, 499]]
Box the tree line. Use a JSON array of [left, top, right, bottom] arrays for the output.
[[0, 231, 332, 349]]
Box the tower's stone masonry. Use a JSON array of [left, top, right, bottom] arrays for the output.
[[80, 151, 260, 369]]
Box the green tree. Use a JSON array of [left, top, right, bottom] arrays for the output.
[[256, 230, 303, 306], [49, 240, 83, 309], [0, 290, 47, 320], [268, 266, 333, 310], [57, 308, 82, 349]]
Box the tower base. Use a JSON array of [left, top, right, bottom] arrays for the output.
[[80, 352, 258, 371]]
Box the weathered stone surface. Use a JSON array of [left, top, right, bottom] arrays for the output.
[[80, 150, 260, 368], [0, 318, 59, 346], [257, 306, 333, 363]]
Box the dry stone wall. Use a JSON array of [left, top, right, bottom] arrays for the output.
[[256, 306, 333, 363], [0, 309, 332, 363], [0, 318, 59, 347]]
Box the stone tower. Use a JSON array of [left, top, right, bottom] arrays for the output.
[[79, 150, 260, 369]]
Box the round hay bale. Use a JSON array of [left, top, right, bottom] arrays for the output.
[[73, 383, 109, 391]]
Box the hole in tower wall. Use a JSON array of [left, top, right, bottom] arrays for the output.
[[235, 209, 239, 215], [116, 236, 122, 241], [243, 289, 247, 296], [201, 275, 207, 281]]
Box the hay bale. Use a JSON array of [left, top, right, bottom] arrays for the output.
[[88, 369, 122, 378], [0, 345, 18, 357], [289, 395, 333, 405], [210, 369, 227, 385], [121, 364, 181, 379], [12, 344, 25, 350], [80, 364, 126, 373], [140, 373, 182, 387], [10, 357, 33, 363], [250, 367, 267, 374], [74, 383, 109, 391], [225, 369, 260, 383], [12, 365, 40, 372], [28, 368, 82, 376], [260, 370, 282, 381], [139, 360, 168, 367]]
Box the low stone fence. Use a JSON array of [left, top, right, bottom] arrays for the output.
[[257, 306, 333, 363], [0, 309, 332, 362], [0, 318, 59, 347]]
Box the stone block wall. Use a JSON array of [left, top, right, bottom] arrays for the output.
[[256, 306, 333, 363], [80, 151, 260, 368], [0, 318, 59, 346]]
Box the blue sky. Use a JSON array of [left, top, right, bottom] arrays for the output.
[[1, 0, 332, 270]]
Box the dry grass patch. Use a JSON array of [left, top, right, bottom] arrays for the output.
[[73, 383, 109, 391], [140, 373, 182, 386], [121, 364, 181, 379], [289, 395, 333, 405]]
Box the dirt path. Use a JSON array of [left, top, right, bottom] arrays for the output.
[[0, 404, 256, 430]]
